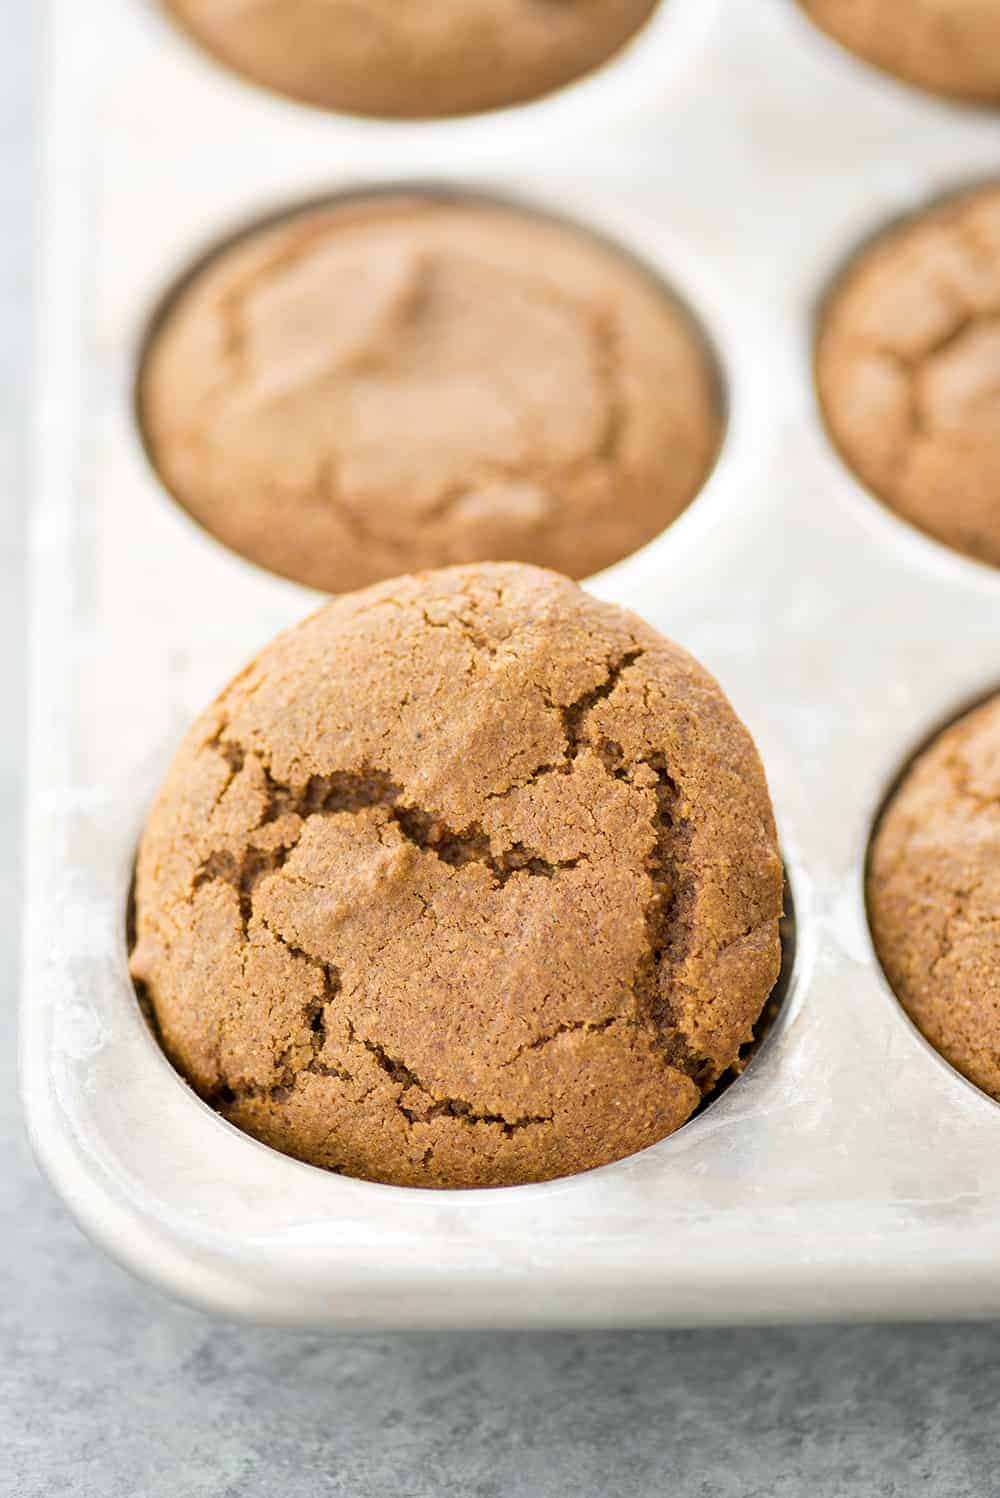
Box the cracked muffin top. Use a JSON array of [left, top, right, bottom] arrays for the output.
[[130, 563, 783, 1188], [162, 0, 660, 118], [868, 694, 1000, 1102], [139, 195, 721, 593], [816, 184, 1000, 570], [798, 0, 1000, 104]]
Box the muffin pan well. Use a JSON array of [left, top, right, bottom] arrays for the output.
[[159, 0, 663, 119], [141, 0, 721, 149], [136, 190, 724, 592], [867, 689, 1000, 1107], [22, 0, 1000, 1327], [815, 181, 1000, 572], [128, 565, 787, 1189]]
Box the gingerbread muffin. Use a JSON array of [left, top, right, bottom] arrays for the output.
[[130, 564, 783, 1188], [139, 195, 721, 594], [162, 0, 660, 118], [798, 0, 1000, 105], [816, 184, 1000, 569], [869, 694, 1000, 1101]]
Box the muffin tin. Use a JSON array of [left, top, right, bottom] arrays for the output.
[[22, 0, 1000, 1327]]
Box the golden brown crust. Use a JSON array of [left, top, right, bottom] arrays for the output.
[[162, 0, 659, 118], [139, 196, 721, 593], [868, 695, 1000, 1101], [130, 563, 783, 1188], [799, 0, 1000, 103], [816, 184, 1000, 569]]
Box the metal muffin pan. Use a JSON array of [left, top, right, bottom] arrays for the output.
[[22, 0, 1000, 1328]]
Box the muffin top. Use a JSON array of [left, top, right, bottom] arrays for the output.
[[869, 695, 1000, 1101], [130, 564, 783, 1188], [163, 0, 659, 118], [140, 196, 721, 594], [816, 185, 1000, 569], [799, 0, 1000, 104]]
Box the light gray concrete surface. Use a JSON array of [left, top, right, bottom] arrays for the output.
[[4, 8, 1000, 1497]]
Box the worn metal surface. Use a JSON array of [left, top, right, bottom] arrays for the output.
[[21, 0, 1000, 1326]]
